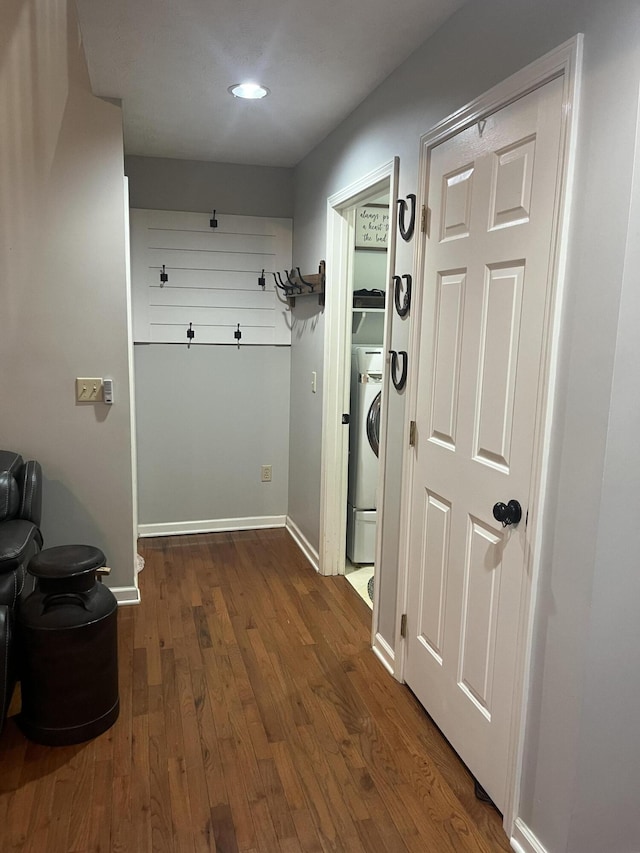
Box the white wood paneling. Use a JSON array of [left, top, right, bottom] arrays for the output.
[[131, 209, 292, 345]]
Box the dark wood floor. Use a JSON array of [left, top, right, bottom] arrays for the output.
[[0, 529, 511, 852]]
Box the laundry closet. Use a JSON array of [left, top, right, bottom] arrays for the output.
[[344, 198, 389, 607]]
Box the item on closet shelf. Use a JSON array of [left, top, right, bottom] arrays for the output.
[[353, 288, 385, 309], [393, 274, 412, 317], [397, 193, 417, 241], [390, 349, 408, 391]]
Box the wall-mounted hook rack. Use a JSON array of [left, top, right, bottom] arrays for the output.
[[258, 269, 266, 289], [285, 260, 326, 307], [209, 209, 218, 229], [234, 323, 242, 349], [187, 322, 195, 349], [160, 264, 168, 286]]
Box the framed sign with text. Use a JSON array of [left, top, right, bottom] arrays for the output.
[[355, 204, 389, 251]]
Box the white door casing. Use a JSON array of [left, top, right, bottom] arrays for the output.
[[401, 44, 579, 820]]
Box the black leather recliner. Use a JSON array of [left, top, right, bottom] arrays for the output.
[[0, 450, 43, 731]]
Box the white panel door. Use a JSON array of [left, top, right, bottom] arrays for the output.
[[404, 77, 564, 813]]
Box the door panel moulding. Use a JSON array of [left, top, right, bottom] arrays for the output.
[[395, 34, 582, 840]]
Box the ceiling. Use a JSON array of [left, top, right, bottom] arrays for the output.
[[75, 0, 466, 168]]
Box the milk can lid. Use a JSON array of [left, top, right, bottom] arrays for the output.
[[28, 544, 106, 579]]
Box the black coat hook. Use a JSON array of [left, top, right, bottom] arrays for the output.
[[258, 269, 266, 289], [160, 264, 168, 286], [187, 322, 195, 349], [209, 209, 218, 229], [397, 194, 417, 242], [274, 271, 291, 295], [234, 323, 242, 349], [389, 350, 408, 391], [296, 267, 315, 292], [285, 269, 302, 294], [393, 274, 412, 318]]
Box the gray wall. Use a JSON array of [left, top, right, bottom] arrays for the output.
[[288, 299, 325, 547], [125, 155, 293, 217], [290, 0, 640, 850], [567, 114, 640, 851], [1, 0, 136, 590], [127, 156, 294, 528], [135, 344, 290, 525]]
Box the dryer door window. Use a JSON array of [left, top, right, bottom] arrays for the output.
[[367, 391, 381, 458]]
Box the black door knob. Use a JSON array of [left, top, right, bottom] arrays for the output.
[[492, 500, 522, 527]]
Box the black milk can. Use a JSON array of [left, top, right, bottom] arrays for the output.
[[17, 545, 119, 745]]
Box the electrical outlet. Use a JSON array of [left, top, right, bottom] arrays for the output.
[[76, 377, 103, 402], [261, 465, 272, 483]]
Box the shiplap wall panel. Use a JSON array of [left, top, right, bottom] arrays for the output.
[[149, 325, 278, 345], [131, 209, 292, 345], [150, 306, 275, 327]]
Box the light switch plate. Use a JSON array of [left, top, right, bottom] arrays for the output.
[[76, 377, 103, 402]]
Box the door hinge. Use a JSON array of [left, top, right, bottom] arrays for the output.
[[421, 205, 430, 235], [400, 613, 407, 638], [409, 420, 416, 447]]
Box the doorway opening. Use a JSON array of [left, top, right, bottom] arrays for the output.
[[320, 159, 398, 649], [344, 192, 389, 608]]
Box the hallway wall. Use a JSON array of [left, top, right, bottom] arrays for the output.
[[125, 156, 294, 532], [289, 0, 640, 850], [0, 0, 136, 591]]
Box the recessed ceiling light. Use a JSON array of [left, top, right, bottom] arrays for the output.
[[228, 82, 270, 100]]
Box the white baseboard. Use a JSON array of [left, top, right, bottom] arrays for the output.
[[111, 585, 141, 606], [138, 515, 287, 538], [510, 818, 549, 853], [372, 631, 395, 676], [285, 517, 319, 572]]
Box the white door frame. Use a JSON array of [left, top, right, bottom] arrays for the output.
[[319, 159, 399, 602], [395, 36, 582, 838]]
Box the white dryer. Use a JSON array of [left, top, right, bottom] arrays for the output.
[[346, 346, 383, 564]]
